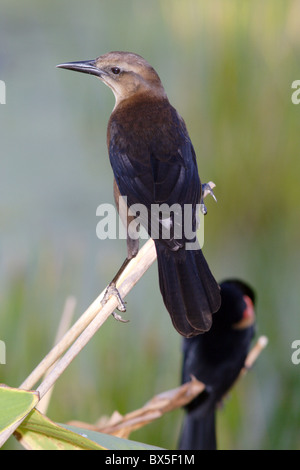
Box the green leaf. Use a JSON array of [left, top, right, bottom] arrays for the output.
[[0, 384, 162, 450], [62, 424, 163, 450], [0, 384, 39, 433], [16, 407, 162, 450], [16, 408, 105, 450]]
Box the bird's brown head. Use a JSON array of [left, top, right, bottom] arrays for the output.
[[57, 51, 166, 107]]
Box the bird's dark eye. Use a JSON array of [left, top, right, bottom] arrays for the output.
[[111, 67, 121, 75]]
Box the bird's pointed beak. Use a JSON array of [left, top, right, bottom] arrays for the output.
[[56, 59, 104, 78]]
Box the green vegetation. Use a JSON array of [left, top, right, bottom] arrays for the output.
[[1, 0, 299, 449]]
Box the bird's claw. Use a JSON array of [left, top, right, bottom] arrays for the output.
[[199, 204, 206, 215], [101, 283, 128, 323], [200, 182, 217, 215], [111, 311, 130, 323], [101, 283, 127, 312], [202, 182, 217, 202]]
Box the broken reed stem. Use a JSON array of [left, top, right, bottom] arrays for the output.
[[36, 295, 119, 399], [0, 239, 157, 449], [20, 238, 157, 392], [241, 335, 269, 375], [36, 296, 77, 414], [68, 336, 269, 438], [19, 291, 107, 391], [0, 300, 77, 447]]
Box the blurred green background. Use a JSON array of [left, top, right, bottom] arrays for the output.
[[1, 0, 300, 450]]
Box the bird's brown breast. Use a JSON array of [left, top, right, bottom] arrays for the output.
[[107, 94, 185, 163]]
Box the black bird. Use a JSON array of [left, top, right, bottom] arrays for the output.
[[57, 51, 221, 337], [178, 279, 256, 450]]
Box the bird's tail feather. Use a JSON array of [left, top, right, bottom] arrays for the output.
[[178, 407, 216, 450], [155, 242, 221, 337]]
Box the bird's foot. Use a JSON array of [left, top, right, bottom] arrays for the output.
[[200, 182, 217, 215], [101, 282, 128, 322], [111, 311, 129, 323], [202, 182, 217, 201], [101, 283, 127, 312]]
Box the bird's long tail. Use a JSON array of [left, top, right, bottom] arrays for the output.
[[178, 407, 216, 450], [155, 242, 221, 337]]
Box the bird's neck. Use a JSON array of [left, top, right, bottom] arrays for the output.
[[112, 85, 167, 112], [107, 92, 172, 149]]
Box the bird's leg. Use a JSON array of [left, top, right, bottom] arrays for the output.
[[200, 182, 217, 215], [102, 185, 140, 322], [101, 258, 131, 322]]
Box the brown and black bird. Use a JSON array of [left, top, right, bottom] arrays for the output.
[[57, 51, 221, 337], [178, 279, 256, 450]]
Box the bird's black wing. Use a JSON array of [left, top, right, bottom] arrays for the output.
[[108, 105, 201, 249]]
